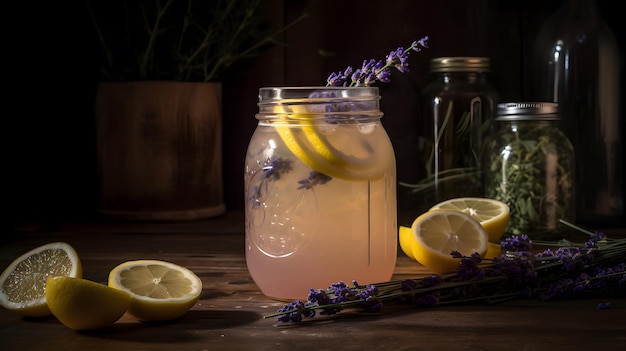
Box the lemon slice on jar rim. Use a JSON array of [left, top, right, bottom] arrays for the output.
[[273, 104, 387, 181]]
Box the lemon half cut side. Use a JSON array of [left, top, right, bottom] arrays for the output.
[[411, 210, 488, 274], [429, 197, 510, 243], [0, 242, 82, 317], [108, 260, 203, 322]]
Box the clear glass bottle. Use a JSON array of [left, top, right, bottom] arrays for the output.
[[402, 57, 499, 214], [485, 102, 575, 240], [244, 87, 397, 301], [530, 0, 624, 227]]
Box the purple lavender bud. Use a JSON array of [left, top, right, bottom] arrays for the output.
[[421, 275, 442, 287], [376, 69, 392, 83], [324, 36, 429, 87], [350, 68, 363, 85], [414, 36, 429, 49], [361, 58, 376, 71]]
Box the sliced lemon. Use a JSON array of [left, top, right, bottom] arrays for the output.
[[429, 197, 510, 243], [273, 105, 387, 180], [399, 225, 416, 260], [0, 242, 82, 317], [484, 242, 502, 260], [108, 260, 202, 322], [411, 210, 488, 273], [46, 276, 131, 330]]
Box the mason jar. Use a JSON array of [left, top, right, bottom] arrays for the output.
[[244, 86, 397, 301], [531, 0, 624, 227], [485, 102, 575, 240], [402, 57, 499, 214]]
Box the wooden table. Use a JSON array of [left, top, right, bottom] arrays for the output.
[[1, 211, 625, 350]]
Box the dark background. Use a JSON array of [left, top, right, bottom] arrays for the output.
[[6, 0, 624, 230]]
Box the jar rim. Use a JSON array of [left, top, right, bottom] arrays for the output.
[[429, 57, 491, 73], [258, 86, 380, 104], [256, 87, 382, 120], [496, 102, 560, 121]]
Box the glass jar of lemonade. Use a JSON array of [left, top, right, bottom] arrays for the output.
[[244, 86, 397, 301]]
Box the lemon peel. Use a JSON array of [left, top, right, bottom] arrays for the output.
[[399, 225, 416, 260], [46, 276, 130, 330]]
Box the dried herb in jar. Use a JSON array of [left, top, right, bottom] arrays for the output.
[[485, 102, 574, 239]]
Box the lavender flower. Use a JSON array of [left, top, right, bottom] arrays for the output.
[[297, 171, 332, 190], [249, 38, 429, 201], [265, 220, 626, 323], [326, 37, 429, 87], [248, 157, 293, 208]]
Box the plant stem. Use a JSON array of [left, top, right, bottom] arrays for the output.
[[139, 0, 174, 79]]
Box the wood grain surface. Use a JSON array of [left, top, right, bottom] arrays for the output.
[[1, 211, 625, 351]]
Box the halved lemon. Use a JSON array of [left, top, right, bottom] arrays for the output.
[[411, 210, 488, 273], [429, 197, 510, 243], [484, 242, 502, 260], [0, 242, 82, 317], [399, 225, 416, 260], [46, 276, 131, 330], [273, 105, 387, 180], [108, 260, 202, 322]]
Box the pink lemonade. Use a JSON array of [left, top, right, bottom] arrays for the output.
[[244, 87, 397, 301]]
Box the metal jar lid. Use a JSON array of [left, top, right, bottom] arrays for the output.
[[496, 102, 560, 121], [429, 57, 491, 73]]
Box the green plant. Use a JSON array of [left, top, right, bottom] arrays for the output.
[[87, 0, 307, 82]]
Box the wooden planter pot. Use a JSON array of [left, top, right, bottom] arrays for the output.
[[95, 81, 225, 221]]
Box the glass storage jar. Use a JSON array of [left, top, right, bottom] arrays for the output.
[[402, 57, 499, 214], [530, 0, 624, 227], [244, 87, 397, 301], [485, 102, 575, 240]]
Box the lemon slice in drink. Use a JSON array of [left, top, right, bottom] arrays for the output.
[[429, 197, 510, 243], [108, 260, 202, 322], [411, 210, 488, 273], [0, 242, 82, 317], [46, 276, 131, 330], [274, 105, 387, 180]]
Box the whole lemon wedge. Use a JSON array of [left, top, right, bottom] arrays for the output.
[[46, 276, 131, 330]]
